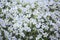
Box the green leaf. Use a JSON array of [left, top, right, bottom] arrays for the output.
[[0, 8, 2, 14], [54, 0, 58, 2], [49, 8, 54, 12], [39, 38, 42, 40], [43, 37, 48, 40], [22, 3, 27, 7], [18, 8, 22, 13]]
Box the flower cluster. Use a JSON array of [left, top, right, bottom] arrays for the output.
[[0, 0, 60, 40]]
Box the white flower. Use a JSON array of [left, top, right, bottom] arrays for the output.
[[41, 19, 44, 22], [0, 18, 6, 28], [13, 23, 20, 29], [39, 29, 44, 33], [49, 0, 54, 5], [29, 36, 33, 39], [26, 0, 37, 4], [49, 35, 58, 40], [20, 32, 25, 37], [4, 30, 10, 38], [12, 36, 17, 40], [36, 34, 42, 40], [30, 18, 37, 24], [43, 32, 48, 37], [0, 3, 4, 8], [31, 3, 35, 8], [44, 25, 49, 30], [23, 27, 31, 32], [50, 27, 55, 31], [36, 24, 41, 28], [26, 5, 30, 9]]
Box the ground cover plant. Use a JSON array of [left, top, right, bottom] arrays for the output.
[[0, 0, 60, 40]]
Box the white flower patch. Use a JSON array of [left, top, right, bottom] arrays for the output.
[[0, 0, 60, 40]]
